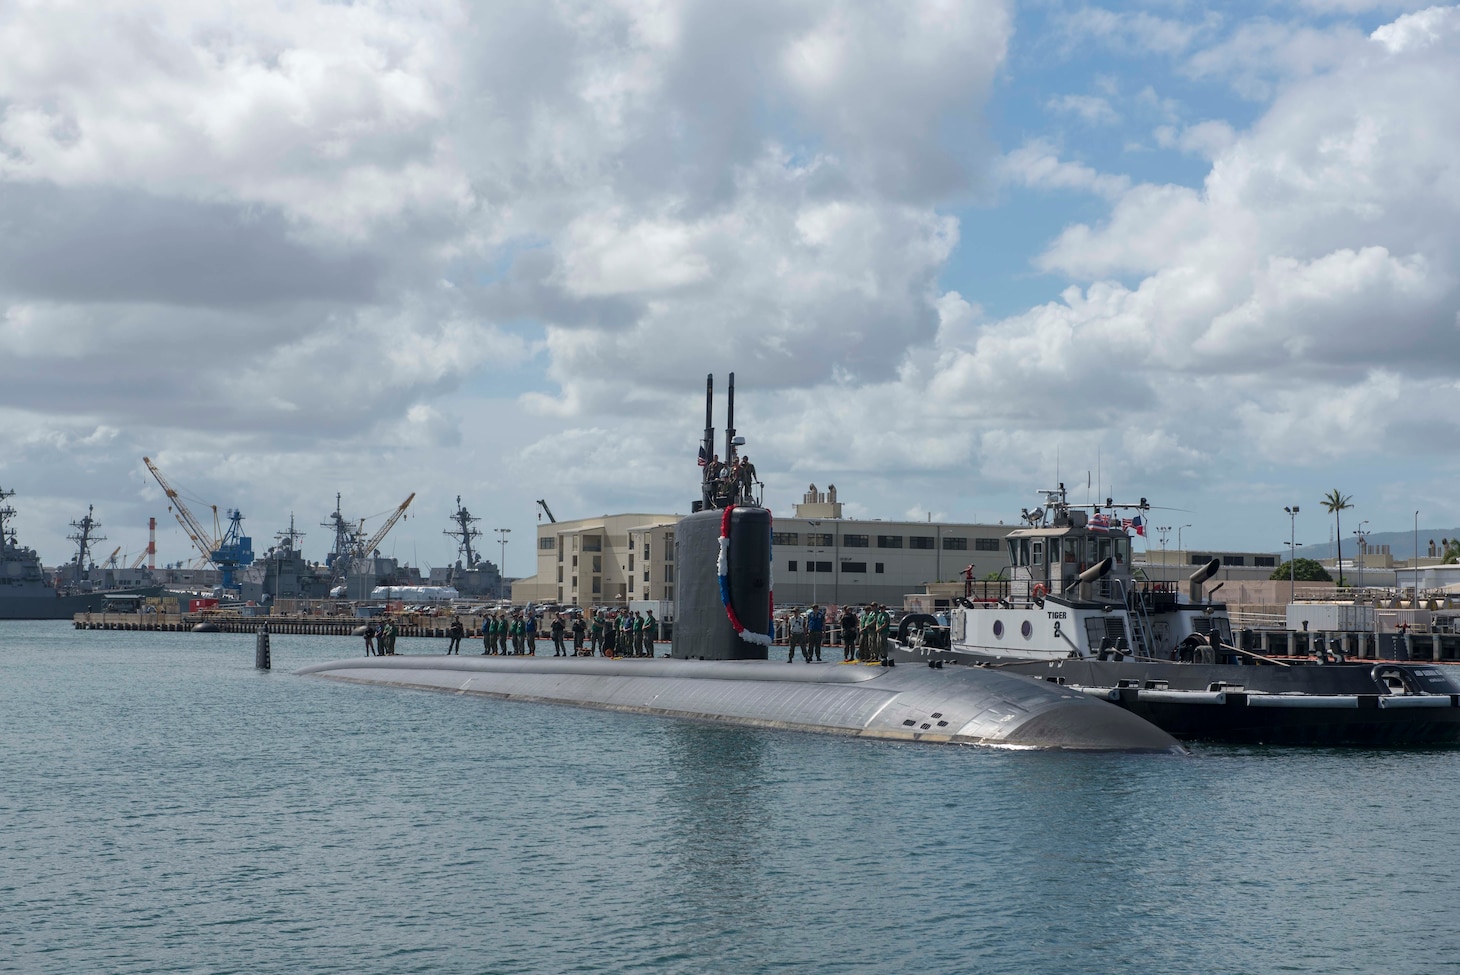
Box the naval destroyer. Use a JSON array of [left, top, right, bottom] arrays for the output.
[[0, 487, 162, 620], [299, 377, 1182, 752]]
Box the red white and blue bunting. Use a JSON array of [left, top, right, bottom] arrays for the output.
[[718, 505, 773, 646]]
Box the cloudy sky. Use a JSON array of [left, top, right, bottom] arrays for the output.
[[2, 0, 1458, 577]]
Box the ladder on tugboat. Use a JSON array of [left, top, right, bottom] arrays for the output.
[[1118, 581, 1156, 658]]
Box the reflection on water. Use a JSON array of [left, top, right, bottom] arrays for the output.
[[7, 622, 1460, 974]]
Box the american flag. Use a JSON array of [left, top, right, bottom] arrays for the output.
[[1121, 514, 1146, 536]]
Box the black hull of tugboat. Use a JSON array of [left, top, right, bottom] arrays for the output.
[[892, 648, 1460, 746]]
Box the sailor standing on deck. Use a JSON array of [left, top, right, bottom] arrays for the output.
[[787, 610, 807, 663], [446, 616, 463, 654], [363, 622, 376, 656], [643, 610, 657, 656], [857, 606, 875, 661], [840, 607, 858, 661], [550, 613, 567, 656], [807, 605, 825, 662]]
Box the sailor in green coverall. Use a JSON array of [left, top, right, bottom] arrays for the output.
[[642, 611, 657, 656]]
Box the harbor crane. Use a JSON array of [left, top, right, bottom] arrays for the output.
[[142, 456, 254, 589], [328, 492, 415, 584], [359, 493, 415, 560], [536, 499, 556, 523]]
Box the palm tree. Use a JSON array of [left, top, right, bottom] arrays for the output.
[[1322, 489, 1354, 585]]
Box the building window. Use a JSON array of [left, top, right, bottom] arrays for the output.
[[643, 569, 649, 582], [787, 560, 798, 572], [842, 534, 869, 548], [665, 585, 674, 601], [841, 560, 867, 574], [806, 532, 833, 547], [876, 535, 903, 549], [772, 532, 800, 546], [975, 537, 1001, 552], [582, 535, 602, 552], [558, 587, 564, 602], [909, 536, 934, 550], [814, 561, 831, 573], [875, 563, 885, 573], [1255, 556, 1276, 567], [665, 533, 674, 561], [664, 565, 674, 583], [572, 555, 578, 568], [943, 536, 968, 551], [1190, 554, 1209, 565], [592, 555, 601, 572], [628, 577, 634, 593], [591, 577, 601, 594], [539, 537, 555, 550], [629, 554, 634, 571], [557, 566, 563, 582], [1222, 555, 1245, 566]]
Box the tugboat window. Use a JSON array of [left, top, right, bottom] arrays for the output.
[[1032, 541, 1043, 565], [993, 620, 1004, 639], [1020, 621, 1033, 639]]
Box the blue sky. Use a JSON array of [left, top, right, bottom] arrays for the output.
[[1, 0, 1458, 577]]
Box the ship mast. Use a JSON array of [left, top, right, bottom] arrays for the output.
[[444, 495, 482, 573], [67, 505, 105, 586], [0, 486, 16, 555]]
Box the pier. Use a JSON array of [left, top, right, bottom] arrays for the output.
[[73, 611, 483, 638]]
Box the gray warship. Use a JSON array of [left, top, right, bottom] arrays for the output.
[[299, 377, 1182, 752], [0, 487, 162, 620]]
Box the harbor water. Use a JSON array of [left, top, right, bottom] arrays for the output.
[[5, 620, 1460, 974]]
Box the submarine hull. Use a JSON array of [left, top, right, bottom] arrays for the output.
[[297, 656, 1186, 753]]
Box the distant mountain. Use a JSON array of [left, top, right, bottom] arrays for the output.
[[1287, 528, 1460, 561]]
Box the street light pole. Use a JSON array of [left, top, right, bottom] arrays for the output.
[[1178, 524, 1192, 559], [1414, 510, 1421, 598], [1285, 506, 1299, 603], [807, 520, 820, 607], [1156, 526, 1172, 584], [1353, 521, 1369, 591], [494, 528, 510, 600]]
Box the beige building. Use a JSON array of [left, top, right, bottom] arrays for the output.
[[511, 485, 1021, 612], [512, 512, 681, 607]]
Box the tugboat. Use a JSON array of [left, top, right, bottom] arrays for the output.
[[0, 487, 162, 620], [890, 486, 1460, 745]]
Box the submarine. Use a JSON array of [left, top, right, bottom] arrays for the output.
[[299, 375, 1184, 753]]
